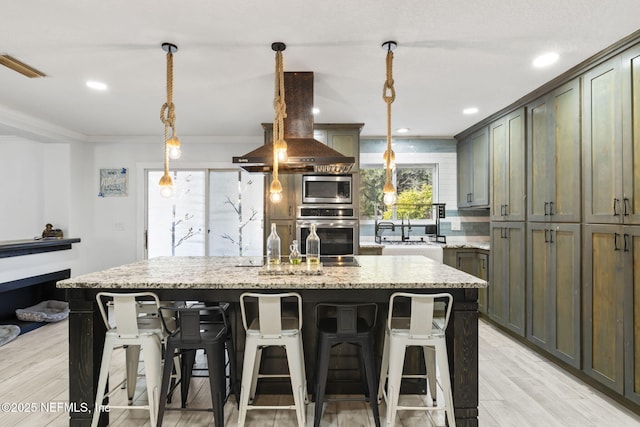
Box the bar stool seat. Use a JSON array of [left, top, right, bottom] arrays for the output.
[[313, 303, 380, 427], [156, 304, 230, 427], [378, 292, 456, 427], [237, 292, 307, 427], [92, 292, 164, 427]]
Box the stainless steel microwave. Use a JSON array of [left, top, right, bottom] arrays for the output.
[[301, 175, 352, 204]]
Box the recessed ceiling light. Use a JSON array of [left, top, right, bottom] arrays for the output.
[[396, 128, 409, 133], [86, 80, 108, 91], [312, 107, 320, 115], [533, 52, 559, 68], [463, 107, 479, 115]]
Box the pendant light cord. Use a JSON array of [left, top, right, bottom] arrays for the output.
[[270, 44, 287, 199], [160, 50, 176, 132], [383, 44, 396, 194]]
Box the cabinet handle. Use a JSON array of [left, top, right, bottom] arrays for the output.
[[468, 193, 472, 203], [623, 197, 630, 216], [624, 233, 630, 252], [614, 233, 621, 251], [549, 229, 554, 243], [289, 205, 293, 217], [544, 229, 549, 243], [504, 204, 509, 217], [544, 202, 549, 216], [502, 227, 508, 239], [613, 198, 620, 216], [549, 201, 554, 216]]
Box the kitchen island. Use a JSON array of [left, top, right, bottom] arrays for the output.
[[58, 255, 486, 427]]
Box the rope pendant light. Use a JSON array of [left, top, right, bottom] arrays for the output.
[[159, 42, 181, 198], [269, 42, 287, 203], [382, 41, 397, 206]]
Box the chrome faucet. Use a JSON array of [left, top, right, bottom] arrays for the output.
[[401, 216, 412, 241]]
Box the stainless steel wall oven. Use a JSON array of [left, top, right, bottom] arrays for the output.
[[296, 205, 358, 258]]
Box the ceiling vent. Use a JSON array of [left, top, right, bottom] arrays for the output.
[[0, 54, 46, 78]]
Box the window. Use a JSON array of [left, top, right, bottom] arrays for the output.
[[359, 165, 436, 220], [146, 169, 263, 258]]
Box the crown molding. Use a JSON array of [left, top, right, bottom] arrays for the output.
[[0, 104, 86, 144]]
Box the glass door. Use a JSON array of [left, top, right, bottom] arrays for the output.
[[146, 170, 206, 258], [146, 169, 264, 258], [208, 170, 263, 256]]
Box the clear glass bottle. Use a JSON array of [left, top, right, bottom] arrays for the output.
[[266, 223, 281, 269], [306, 223, 321, 269], [289, 240, 302, 265]]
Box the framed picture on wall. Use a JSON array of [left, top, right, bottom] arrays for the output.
[[99, 168, 128, 197]]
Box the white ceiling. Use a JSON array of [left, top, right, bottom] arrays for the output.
[[1, 0, 639, 141]]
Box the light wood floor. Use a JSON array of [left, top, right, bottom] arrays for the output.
[[1, 318, 639, 426]]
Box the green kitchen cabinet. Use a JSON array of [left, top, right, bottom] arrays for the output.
[[490, 108, 526, 222], [583, 224, 640, 403], [623, 226, 640, 405], [443, 248, 490, 314], [489, 222, 525, 336], [314, 124, 362, 171], [583, 46, 640, 225], [527, 80, 581, 223], [527, 223, 581, 368], [457, 126, 489, 208]]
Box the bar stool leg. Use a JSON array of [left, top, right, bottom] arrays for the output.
[[92, 334, 116, 427], [248, 347, 263, 403], [423, 345, 437, 404], [360, 338, 381, 427], [377, 328, 390, 402], [156, 341, 177, 427], [205, 342, 227, 427], [238, 338, 258, 427], [385, 336, 407, 427], [125, 344, 141, 403], [226, 329, 241, 406], [313, 336, 332, 427], [142, 335, 162, 427], [284, 337, 307, 427], [436, 340, 456, 427], [180, 349, 197, 407]]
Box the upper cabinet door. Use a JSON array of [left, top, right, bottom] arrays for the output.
[[491, 108, 526, 221], [622, 46, 640, 224], [583, 57, 624, 224], [457, 126, 489, 208], [528, 80, 581, 222]]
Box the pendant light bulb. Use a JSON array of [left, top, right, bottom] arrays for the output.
[[159, 173, 174, 198], [383, 180, 396, 206], [383, 191, 397, 206], [269, 176, 283, 203], [166, 135, 181, 159], [274, 138, 288, 162], [270, 190, 283, 203]]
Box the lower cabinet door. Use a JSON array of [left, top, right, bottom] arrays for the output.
[[583, 225, 625, 393], [490, 222, 525, 336]]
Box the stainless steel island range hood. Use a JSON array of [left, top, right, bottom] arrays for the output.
[[233, 72, 356, 174]]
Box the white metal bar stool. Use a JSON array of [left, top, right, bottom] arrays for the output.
[[378, 292, 455, 427], [237, 292, 308, 427], [92, 292, 164, 427]]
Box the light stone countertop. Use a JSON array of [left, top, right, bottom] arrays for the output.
[[57, 255, 487, 290], [360, 240, 490, 251]]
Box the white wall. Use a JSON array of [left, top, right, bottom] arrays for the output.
[[0, 133, 262, 281]]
